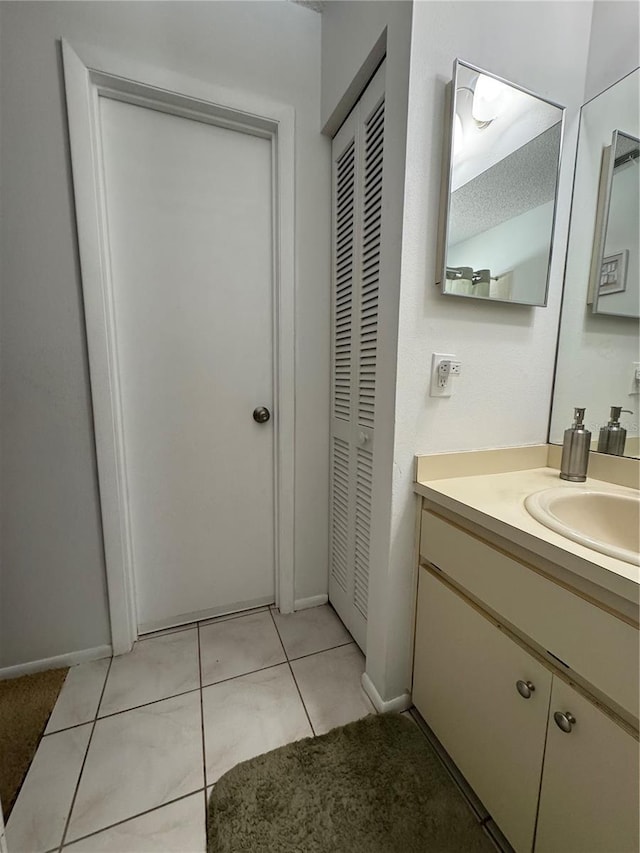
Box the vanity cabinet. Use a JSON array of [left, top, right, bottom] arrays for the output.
[[413, 507, 639, 853]]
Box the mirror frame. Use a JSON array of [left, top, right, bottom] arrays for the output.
[[435, 58, 566, 307], [588, 128, 640, 318]]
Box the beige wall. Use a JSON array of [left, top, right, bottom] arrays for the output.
[[0, 1, 330, 666]]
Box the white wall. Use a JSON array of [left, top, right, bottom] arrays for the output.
[[369, 0, 594, 703], [321, 1, 413, 704], [0, 1, 329, 666], [585, 0, 640, 102]]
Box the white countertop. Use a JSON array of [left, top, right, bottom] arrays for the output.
[[415, 467, 639, 606]]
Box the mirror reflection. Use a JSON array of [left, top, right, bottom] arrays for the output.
[[550, 69, 640, 458], [437, 60, 564, 306], [590, 130, 639, 318]]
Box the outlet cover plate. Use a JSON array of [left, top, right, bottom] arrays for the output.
[[430, 352, 456, 397]]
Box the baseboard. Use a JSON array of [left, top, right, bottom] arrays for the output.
[[294, 594, 328, 611], [0, 644, 112, 680], [361, 671, 412, 713]]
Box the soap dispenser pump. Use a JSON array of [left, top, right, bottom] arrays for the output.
[[597, 406, 632, 456], [560, 407, 591, 482]]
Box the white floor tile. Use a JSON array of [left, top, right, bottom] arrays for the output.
[[202, 664, 311, 784], [199, 611, 285, 687], [66, 692, 203, 843], [45, 659, 110, 734], [290, 643, 375, 735], [64, 792, 206, 853], [272, 604, 352, 659], [99, 629, 199, 716], [6, 724, 92, 853]]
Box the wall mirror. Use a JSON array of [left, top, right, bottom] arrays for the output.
[[550, 68, 639, 458], [589, 129, 639, 318], [436, 59, 565, 306]]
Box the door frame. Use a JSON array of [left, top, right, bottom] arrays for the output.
[[62, 39, 296, 655]]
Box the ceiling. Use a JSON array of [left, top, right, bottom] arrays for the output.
[[449, 123, 562, 246]]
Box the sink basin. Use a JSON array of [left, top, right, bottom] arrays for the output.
[[525, 488, 640, 566]]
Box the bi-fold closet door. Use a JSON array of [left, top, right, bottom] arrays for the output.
[[329, 62, 385, 652]]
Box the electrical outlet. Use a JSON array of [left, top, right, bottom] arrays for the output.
[[430, 353, 458, 397]]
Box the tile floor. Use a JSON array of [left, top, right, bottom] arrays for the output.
[[6, 604, 375, 853]]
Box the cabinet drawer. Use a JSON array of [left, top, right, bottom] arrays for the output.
[[420, 511, 639, 720]]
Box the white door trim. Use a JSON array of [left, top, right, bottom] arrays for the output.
[[62, 39, 295, 655]]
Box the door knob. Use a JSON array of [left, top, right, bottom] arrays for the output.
[[253, 406, 271, 424], [516, 680, 536, 699], [553, 711, 576, 733]]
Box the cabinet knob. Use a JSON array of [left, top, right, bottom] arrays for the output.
[[516, 680, 536, 699], [553, 710, 576, 733]]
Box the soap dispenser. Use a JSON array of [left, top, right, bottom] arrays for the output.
[[597, 406, 632, 456], [560, 407, 591, 482]]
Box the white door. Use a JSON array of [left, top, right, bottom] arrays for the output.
[[99, 98, 275, 633], [329, 63, 385, 651]]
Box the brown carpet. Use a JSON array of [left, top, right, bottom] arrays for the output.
[[208, 712, 494, 853], [0, 668, 68, 818]]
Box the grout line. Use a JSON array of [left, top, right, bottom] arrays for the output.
[[268, 609, 316, 737], [201, 660, 287, 692], [95, 686, 202, 722], [196, 624, 208, 794], [287, 640, 354, 664], [286, 662, 316, 737], [59, 788, 206, 849], [58, 655, 113, 851], [202, 786, 209, 842]]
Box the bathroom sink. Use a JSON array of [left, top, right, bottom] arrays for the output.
[[524, 488, 640, 566]]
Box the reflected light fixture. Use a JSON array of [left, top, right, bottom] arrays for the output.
[[454, 75, 507, 156], [471, 74, 508, 125]]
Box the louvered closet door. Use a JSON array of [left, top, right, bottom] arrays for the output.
[[329, 63, 385, 652]]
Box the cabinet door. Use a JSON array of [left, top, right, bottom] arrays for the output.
[[413, 567, 553, 853], [535, 679, 639, 853]]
